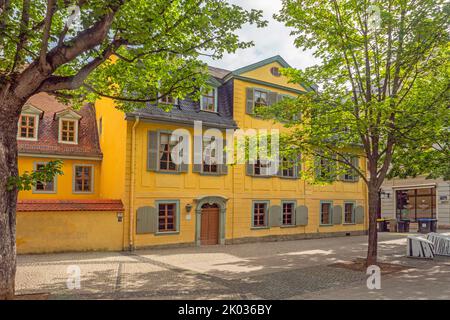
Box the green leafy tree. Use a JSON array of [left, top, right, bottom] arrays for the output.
[[0, 0, 266, 299], [259, 0, 449, 266]]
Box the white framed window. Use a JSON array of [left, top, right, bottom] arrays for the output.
[[73, 164, 94, 193], [18, 114, 38, 141], [254, 158, 273, 176], [158, 132, 180, 172], [33, 162, 57, 194], [200, 88, 218, 112], [202, 136, 218, 173], [159, 95, 177, 105], [56, 109, 81, 145], [59, 118, 78, 144], [17, 104, 43, 141]]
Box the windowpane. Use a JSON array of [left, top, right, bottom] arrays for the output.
[[61, 120, 76, 142], [202, 137, 218, 173], [159, 133, 178, 171], [19, 115, 36, 139], [321, 202, 331, 225], [158, 203, 177, 232], [253, 202, 267, 227], [35, 163, 55, 192], [281, 157, 295, 177], [254, 90, 267, 107], [201, 89, 216, 112], [254, 159, 271, 176], [74, 166, 92, 192], [344, 203, 354, 223], [283, 203, 294, 225]]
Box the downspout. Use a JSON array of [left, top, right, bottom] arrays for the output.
[[129, 116, 140, 250]]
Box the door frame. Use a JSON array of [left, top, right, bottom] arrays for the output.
[[194, 196, 228, 246]]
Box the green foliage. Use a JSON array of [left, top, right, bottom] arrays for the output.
[[0, 0, 267, 109], [7, 160, 64, 191], [257, 0, 450, 186]]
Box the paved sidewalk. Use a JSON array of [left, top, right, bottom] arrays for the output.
[[16, 232, 450, 299]]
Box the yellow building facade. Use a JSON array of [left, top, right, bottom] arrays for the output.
[[17, 56, 368, 253]]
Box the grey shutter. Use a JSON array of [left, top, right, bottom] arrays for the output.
[[277, 159, 282, 177], [193, 134, 202, 173], [179, 137, 189, 173], [268, 91, 278, 106], [136, 206, 157, 234], [355, 205, 365, 224], [314, 157, 321, 179], [352, 157, 360, 181], [332, 205, 342, 225], [147, 131, 158, 171], [246, 88, 254, 114], [246, 162, 254, 176], [220, 138, 228, 175], [269, 205, 281, 227], [295, 205, 308, 226], [294, 154, 301, 178]]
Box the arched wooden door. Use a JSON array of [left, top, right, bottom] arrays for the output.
[[200, 203, 219, 245]]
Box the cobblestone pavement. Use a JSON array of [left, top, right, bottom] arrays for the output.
[[16, 232, 450, 300]]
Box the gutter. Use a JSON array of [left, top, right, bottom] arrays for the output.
[[129, 116, 140, 250]]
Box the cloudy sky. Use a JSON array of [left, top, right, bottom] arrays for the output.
[[201, 0, 320, 71]]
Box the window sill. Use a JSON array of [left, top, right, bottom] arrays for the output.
[[73, 191, 94, 194], [33, 190, 57, 194], [251, 226, 270, 230], [155, 231, 180, 236], [249, 175, 274, 179], [199, 172, 226, 176], [343, 223, 356, 225], [279, 176, 298, 180], [280, 224, 297, 228], [319, 224, 334, 227], [156, 170, 183, 175], [200, 109, 219, 114]]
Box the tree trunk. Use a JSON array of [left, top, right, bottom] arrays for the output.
[[0, 93, 23, 299], [366, 185, 379, 266]]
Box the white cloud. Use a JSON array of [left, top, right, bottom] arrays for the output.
[[201, 0, 320, 71]]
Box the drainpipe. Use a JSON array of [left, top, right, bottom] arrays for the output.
[[129, 116, 140, 250]]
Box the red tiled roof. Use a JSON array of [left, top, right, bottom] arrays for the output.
[[18, 93, 103, 159], [17, 200, 124, 212]]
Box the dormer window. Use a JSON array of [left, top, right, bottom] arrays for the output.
[[17, 104, 43, 141], [200, 88, 217, 112], [19, 115, 37, 139], [61, 120, 76, 143], [159, 95, 177, 105], [55, 109, 82, 145]]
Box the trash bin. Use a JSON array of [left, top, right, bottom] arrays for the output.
[[377, 219, 388, 232], [398, 219, 410, 233], [417, 218, 438, 233]]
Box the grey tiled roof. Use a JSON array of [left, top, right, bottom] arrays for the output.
[[208, 66, 231, 80], [126, 67, 236, 129], [127, 99, 237, 129]]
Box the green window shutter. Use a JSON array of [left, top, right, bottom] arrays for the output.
[[294, 154, 301, 178], [147, 131, 158, 171], [246, 162, 254, 176], [269, 205, 281, 227], [219, 138, 228, 175], [268, 91, 278, 106], [355, 206, 365, 224], [295, 205, 308, 226], [352, 157, 360, 181], [314, 157, 321, 179], [136, 206, 157, 234], [246, 87, 254, 114], [193, 134, 202, 173], [332, 205, 343, 225]]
